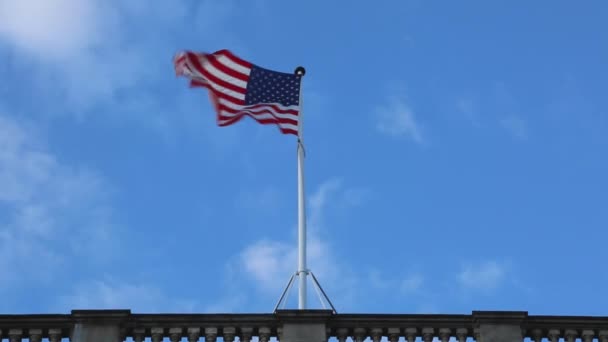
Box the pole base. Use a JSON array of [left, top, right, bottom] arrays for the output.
[[273, 271, 337, 313]]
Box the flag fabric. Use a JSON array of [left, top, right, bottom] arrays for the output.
[[174, 49, 302, 136]]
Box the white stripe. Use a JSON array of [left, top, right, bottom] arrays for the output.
[[222, 107, 299, 122], [221, 110, 299, 123], [218, 99, 299, 121], [204, 61, 248, 89], [219, 97, 299, 113], [218, 112, 298, 132], [216, 54, 251, 76], [182, 67, 206, 83], [210, 84, 246, 101], [224, 97, 300, 111], [184, 60, 205, 79], [185, 60, 246, 100]]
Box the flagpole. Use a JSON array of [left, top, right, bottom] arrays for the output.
[[275, 66, 335, 313], [295, 66, 307, 309]]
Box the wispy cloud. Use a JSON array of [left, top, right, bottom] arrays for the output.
[[456, 96, 482, 127], [500, 115, 529, 140], [308, 179, 342, 229], [0, 0, 235, 127], [366, 270, 425, 295], [233, 180, 355, 297], [235, 186, 282, 215], [240, 239, 295, 293], [203, 293, 247, 314], [0, 114, 119, 290], [0, 0, 104, 60], [400, 273, 425, 294], [219, 179, 366, 310], [57, 278, 198, 313], [367, 269, 391, 291], [238, 227, 339, 297], [376, 96, 424, 144], [457, 261, 507, 292], [1, 0, 151, 109]]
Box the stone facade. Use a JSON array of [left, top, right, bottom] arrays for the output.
[[1, 310, 607, 342]]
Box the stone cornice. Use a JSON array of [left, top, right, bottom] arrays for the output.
[[2, 310, 608, 339]]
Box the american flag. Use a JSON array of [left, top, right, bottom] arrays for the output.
[[174, 49, 302, 136]]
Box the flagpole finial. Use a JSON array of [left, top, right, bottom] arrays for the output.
[[294, 66, 306, 76]]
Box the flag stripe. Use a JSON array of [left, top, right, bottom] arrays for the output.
[[216, 55, 251, 78], [209, 88, 246, 105], [217, 105, 298, 126], [218, 98, 299, 116], [207, 54, 250, 82], [204, 56, 249, 89], [185, 53, 247, 100], [175, 49, 301, 136], [199, 70, 247, 99], [242, 102, 299, 115], [218, 112, 299, 134], [190, 79, 209, 88], [217, 49, 253, 70], [218, 108, 298, 127]]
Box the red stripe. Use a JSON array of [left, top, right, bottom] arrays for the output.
[[219, 111, 298, 129], [218, 109, 297, 125], [217, 104, 298, 126], [185, 53, 247, 98], [255, 117, 293, 125], [184, 52, 209, 79], [218, 112, 298, 135], [174, 56, 188, 76], [281, 129, 298, 135], [217, 115, 242, 127], [176, 49, 299, 136], [174, 54, 186, 65], [215, 49, 253, 69], [242, 103, 299, 116], [206, 54, 250, 82], [209, 89, 245, 106], [190, 80, 209, 88], [199, 67, 246, 96], [208, 90, 222, 117], [219, 102, 299, 117]]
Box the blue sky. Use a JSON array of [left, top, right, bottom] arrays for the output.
[[0, 0, 607, 316]]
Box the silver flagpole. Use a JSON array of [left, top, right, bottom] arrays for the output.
[[275, 66, 334, 312], [295, 66, 307, 309]]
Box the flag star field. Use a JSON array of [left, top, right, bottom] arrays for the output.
[[245, 67, 301, 107]]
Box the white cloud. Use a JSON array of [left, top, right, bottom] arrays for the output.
[[58, 278, 198, 313], [203, 294, 247, 313], [232, 179, 363, 309], [0, 114, 119, 289], [0, 0, 146, 108], [456, 96, 481, 127], [401, 274, 424, 294], [366, 270, 425, 296], [0, 0, 103, 60], [0, 0, 189, 62], [239, 235, 333, 295], [457, 261, 506, 292], [367, 269, 390, 290], [231, 180, 347, 295], [376, 96, 424, 144], [241, 239, 295, 293], [0, 0, 231, 119], [340, 187, 371, 208], [308, 178, 342, 229], [236, 186, 282, 214], [500, 115, 528, 140], [0, 0, 252, 145]]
